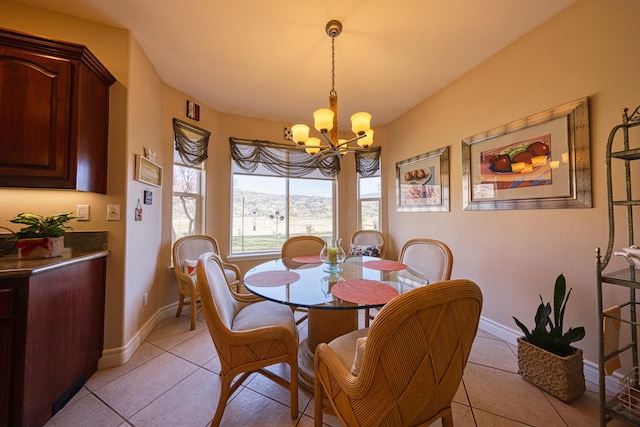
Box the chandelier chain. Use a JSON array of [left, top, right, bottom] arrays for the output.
[[330, 35, 337, 97]]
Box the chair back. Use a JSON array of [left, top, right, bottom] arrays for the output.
[[350, 230, 385, 258], [398, 238, 453, 283], [342, 280, 482, 426], [281, 235, 325, 258], [196, 252, 240, 340], [173, 235, 220, 272]]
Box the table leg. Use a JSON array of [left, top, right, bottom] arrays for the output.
[[298, 308, 358, 392]]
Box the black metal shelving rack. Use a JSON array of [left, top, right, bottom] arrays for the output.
[[596, 105, 640, 426]]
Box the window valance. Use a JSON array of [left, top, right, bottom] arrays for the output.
[[354, 148, 382, 178], [173, 118, 210, 166], [230, 137, 381, 178]]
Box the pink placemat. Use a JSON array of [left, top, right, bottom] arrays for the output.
[[244, 271, 300, 287], [362, 259, 407, 271], [291, 255, 321, 264], [331, 280, 399, 305]]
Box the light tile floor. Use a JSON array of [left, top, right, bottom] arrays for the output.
[[45, 310, 621, 427]]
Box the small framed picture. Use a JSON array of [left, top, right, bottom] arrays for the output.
[[186, 100, 200, 121], [135, 155, 163, 187], [396, 146, 450, 212], [144, 190, 153, 205]]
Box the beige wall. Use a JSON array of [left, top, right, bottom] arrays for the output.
[[385, 0, 640, 368], [0, 1, 130, 350], [123, 33, 165, 344], [2, 0, 639, 379]]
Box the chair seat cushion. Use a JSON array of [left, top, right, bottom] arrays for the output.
[[328, 328, 369, 373], [224, 268, 238, 283], [232, 300, 297, 336]]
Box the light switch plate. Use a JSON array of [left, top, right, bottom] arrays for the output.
[[106, 204, 121, 221]]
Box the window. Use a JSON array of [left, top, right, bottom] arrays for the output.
[[171, 119, 209, 243], [358, 170, 381, 230], [231, 174, 334, 254], [172, 153, 204, 242]]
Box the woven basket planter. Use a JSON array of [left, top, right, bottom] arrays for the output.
[[517, 337, 585, 402]]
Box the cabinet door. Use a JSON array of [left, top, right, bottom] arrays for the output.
[[0, 288, 13, 427], [0, 47, 74, 187]]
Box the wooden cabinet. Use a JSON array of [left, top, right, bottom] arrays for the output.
[[0, 255, 107, 427], [0, 28, 115, 193], [0, 289, 13, 427]]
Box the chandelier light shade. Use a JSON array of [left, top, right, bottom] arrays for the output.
[[313, 108, 335, 132], [292, 20, 374, 158], [305, 137, 320, 154], [351, 112, 372, 136], [291, 124, 310, 143], [358, 129, 374, 148]]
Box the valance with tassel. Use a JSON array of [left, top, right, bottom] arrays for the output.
[[230, 137, 381, 178]]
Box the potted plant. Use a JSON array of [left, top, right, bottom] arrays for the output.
[[513, 273, 586, 402], [9, 212, 74, 259]]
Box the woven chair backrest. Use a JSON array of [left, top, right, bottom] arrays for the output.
[[354, 279, 482, 425], [398, 238, 453, 284], [281, 235, 325, 258], [351, 230, 385, 258], [173, 235, 219, 271]]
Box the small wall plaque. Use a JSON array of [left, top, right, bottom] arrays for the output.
[[186, 100, 200, 121], [135, 154, 163, 187]]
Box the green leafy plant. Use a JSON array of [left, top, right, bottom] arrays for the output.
[[513, 273, 585, 357], [9, 212, 74, 238]]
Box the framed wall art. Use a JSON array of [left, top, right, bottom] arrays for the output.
[[135, 154, 163, 187], [396, 146, 449, 212], [462, 97, 591, 210], [186, 100, 200, 121]]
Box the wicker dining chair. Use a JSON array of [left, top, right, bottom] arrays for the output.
[[349, 229, 386, 258], [281, 235, 325, 324], [399, 238, 453, 284], [281, 235, 325, 260], [350, 230, 386, 327], [314, 279, 482, 427], [172, 235, 242, 330], [197, 252, 299, 426], [365, 237, 453, 327]]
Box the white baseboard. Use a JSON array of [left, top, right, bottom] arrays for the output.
[[478, 316, 621, 395], [96, 309, 621, 394], [97, 302, 178, 369]]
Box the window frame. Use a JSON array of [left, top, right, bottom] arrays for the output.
[[357, 171, 382, 231], [230, 171, 336, 256], [171, 152, 205, 242]]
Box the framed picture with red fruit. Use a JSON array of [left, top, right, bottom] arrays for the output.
[[462, 97, 591, 210], [396, 145, 449, 212]]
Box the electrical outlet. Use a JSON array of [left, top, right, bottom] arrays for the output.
[[76, 204, 90, 221], [143, 292, 149, 307], [106, 204, 121, 221]]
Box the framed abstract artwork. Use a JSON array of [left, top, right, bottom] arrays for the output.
[[462, 97, 591, 210]]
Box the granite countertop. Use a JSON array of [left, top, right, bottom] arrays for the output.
[[0, 249, 110, 278], [0, 231, 110, 278]]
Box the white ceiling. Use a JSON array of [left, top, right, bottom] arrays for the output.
[[13, 0, 575, 127]]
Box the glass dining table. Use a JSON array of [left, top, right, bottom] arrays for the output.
[[243, 255, 429, 391]]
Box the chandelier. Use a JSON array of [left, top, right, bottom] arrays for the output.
[[291, 20, 374, 158]]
